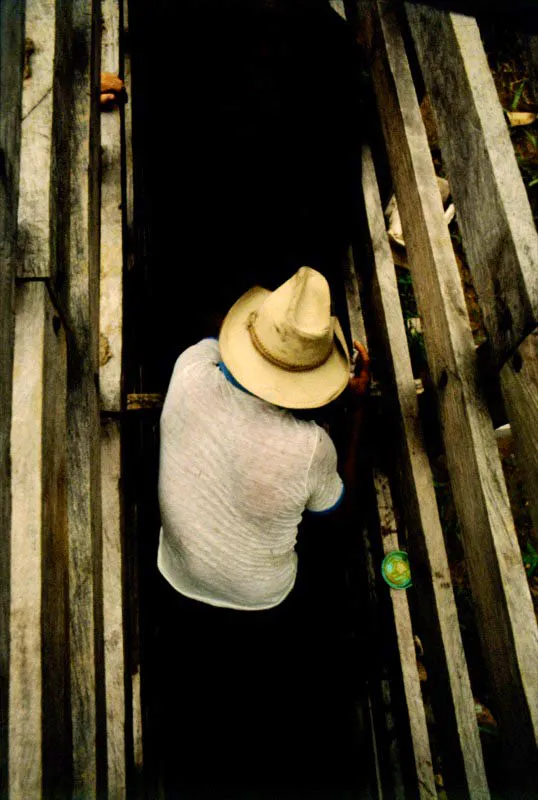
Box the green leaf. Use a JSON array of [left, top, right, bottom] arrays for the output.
[[511, 79, 527, 111]]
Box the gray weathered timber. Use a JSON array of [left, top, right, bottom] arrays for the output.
[[0, 0, 25, 790], [360, 143, 487, 795], [121, 0, 144, 778], [500, 329, 538, 543], [17, 0, 55, 277], [372, 469, 437, 799], [54, 0, 104, 795], [9, 282, 68, 800], [356, 0, 538, 771], [343, 248, 433, 798], [404, 6, 538, 365], [100, 3, 127, 795], [101, 418, 127, 798], [100, 0, 123, 412]]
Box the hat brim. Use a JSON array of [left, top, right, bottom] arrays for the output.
[[219, 287, 350, 409]]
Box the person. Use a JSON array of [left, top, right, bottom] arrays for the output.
[[154, 266, 369, 798]]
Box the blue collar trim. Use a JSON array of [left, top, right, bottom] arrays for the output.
[[218, 361, 253, 396]]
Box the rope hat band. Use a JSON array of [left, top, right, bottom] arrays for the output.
[[247, 311, 334, 372]]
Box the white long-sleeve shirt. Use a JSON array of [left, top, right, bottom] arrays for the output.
[[158, 338, 344, 610]]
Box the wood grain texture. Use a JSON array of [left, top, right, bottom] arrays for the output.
[[54, 0, 105, 795], [343, 243, 435, 798], [360, 143, 486, 795], [121, 0, 144, 779], [0, 1, 25, 791], [357, 0, 538, 772], [404, 6, 538, 365], [101, 418, 127, 798], [373, 469, 437, 799], [500, 329, 538, 543], [100, 0, 123, 412], [17, 0, 55, 278], [9, 282, 68, 799]]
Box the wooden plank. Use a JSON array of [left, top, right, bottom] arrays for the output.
[[500, 329, 538, 542], [100, 0, 123, 412], [359, 143, 486, 794], [53, 0, 104, 795], [17, 0, 55, 278], [372, 469, 437, 799], [404, 5, 538, 365], [9, 282, 68, 799], [343, 247, 435, 797], [101, 418, 127, 798], [0, 1, 25, 791], [121, 0, 145, 781], [356, 0, 538, 773]]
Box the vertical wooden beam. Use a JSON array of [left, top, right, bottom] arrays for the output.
[[404, 0, 538, 553], [101, 419, 126, 798], [9, 283, 68, 800], [343, 247, 437, 798], [17, 0, 55, 278], [101, 0, 123, 413], [355, 0, 538, 774], [54, 0, 104, 794], [500, 330, 538, 542], [121, 0, 145, 781], [359, 143, 487, 794], [0, 0, 25, 791], [404, 5, 538, 364], [100, 1, 128, 795], [372, 470, 437, 799]]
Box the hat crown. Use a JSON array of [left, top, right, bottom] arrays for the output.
[[249, 267, 335, 370]]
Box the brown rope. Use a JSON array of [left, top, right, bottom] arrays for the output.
[[247, 312, 333, 372]]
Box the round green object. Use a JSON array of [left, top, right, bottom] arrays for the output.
[[382, 550, 412, 589]]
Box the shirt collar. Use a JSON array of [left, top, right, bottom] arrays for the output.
[[217, 361, 253, 396]]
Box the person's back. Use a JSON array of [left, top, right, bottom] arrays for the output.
[[158, 337, 344, 610], [154, 267, 369, 797]]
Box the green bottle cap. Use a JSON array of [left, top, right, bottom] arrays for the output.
[[382, 550, 412, 589]]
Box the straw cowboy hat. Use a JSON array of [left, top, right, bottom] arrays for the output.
[[219, 267, 350, 409]]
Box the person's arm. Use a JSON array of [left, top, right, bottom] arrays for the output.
[[304, 340, 370, 522], [332, 341, 370, 512]]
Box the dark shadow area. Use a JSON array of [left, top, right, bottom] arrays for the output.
[[126, 1, 377, 797]]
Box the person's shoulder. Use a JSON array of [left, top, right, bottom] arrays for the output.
[[172, 338, 220, 376]]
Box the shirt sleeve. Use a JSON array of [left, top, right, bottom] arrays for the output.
[[305, 425, 345, 514]]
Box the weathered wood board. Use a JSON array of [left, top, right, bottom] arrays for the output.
[[372, 469, 437, 799], [0, 1, 25, 791], [100, 0, 123, 413], [500, 329, 538, 543], [100, 2, 128, 796], [9, 282, 68, 800], [355, 0, 538, 773], [404, 5, 538, 365], [359, 143, 486, 794], [101, 418, 127, 798], [343, 242, 437, 797], [17, 0, 56, 278], [54, 0, 105, 795]]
